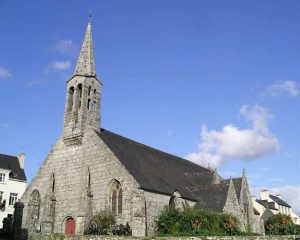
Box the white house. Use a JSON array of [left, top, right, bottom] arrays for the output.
[[0, 153, 27, 228], [252, 189, 300, 225]]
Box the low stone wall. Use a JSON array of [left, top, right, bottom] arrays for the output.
[[27, 233, 300, 240]]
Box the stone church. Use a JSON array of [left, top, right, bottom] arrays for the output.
[[20, 20, 264, 236]]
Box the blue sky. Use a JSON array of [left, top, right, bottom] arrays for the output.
[[0, 0, 299, 213]]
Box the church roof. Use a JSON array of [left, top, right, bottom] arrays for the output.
[[0, 153, 27, 181], [192, 182, 230, 211], [97, 129, 215, 200], [74, 21, 96, 77]]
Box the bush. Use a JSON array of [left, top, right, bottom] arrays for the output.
[[84, 211, 115, 235], [112, 223, 132, 236], [155, 206, 241, 236], [265, 214, 300, 235], [84, 210, 132, 236]]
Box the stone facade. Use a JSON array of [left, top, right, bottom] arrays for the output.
[[19, 20, 265, 237]]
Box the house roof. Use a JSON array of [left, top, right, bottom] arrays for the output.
[[97, 129, 215, 200], [269, 195, 291, 208], [0, 154, 27, 181], [192, 182, 230, 211], [256, 199, 279, 211]]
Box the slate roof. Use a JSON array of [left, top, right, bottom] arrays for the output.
[[192, 182, 230, 211], [269, 195, 291, 208], [0, 154, 27, 181], [97, 129, 215, 200]]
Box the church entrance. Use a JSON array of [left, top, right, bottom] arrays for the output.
[[65, 217, 75, 235]]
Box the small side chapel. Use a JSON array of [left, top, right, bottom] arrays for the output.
[[20, 19, 264, 236]]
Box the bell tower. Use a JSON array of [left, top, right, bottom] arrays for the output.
[[63, 18, 102, 145]]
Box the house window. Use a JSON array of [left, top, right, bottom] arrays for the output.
[[109, 180, 122, 214], [9, 193, 18, 206], [0, 191, 3, 202], [0, 173, 5, 182]]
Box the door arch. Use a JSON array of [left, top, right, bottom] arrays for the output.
[[65, 217, 75, 235]]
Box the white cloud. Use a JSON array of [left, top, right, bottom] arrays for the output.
[[252, 185, 300, 215], [267, 80, 299, 97], [52, 39, 76, 53], [185, 105, 279, 168], [185, 152, 222, 168], [0, 67, 11, 79], [48, 61, 71, 71]]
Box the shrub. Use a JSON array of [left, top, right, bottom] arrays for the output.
[[84, 211, 115, 235], [155, 206, 241, 236], [265, 214, 300, 235], [84, 210, 132, 236], [112, 223, 132, 236]]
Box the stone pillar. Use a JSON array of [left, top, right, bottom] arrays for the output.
[[13, 202, 24, 240]]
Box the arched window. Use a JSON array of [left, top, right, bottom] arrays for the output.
[[26, 190, 41, 232], [109, 180, 122, 214], [67, 87, 74, 112], [88, 86, 92, 96]]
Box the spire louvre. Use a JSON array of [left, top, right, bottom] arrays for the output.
[[74, 20, 96, 76]]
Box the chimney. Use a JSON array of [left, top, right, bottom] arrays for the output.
[[260, 189, 269, 200], [276, 194, 282, 199], [16, 153, 25, 169]]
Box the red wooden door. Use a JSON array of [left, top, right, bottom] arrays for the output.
[[65, 218, 75, 235]]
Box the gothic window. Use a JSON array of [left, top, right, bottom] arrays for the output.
[[112, 190, 117, 214], [88, 86, 92, 96], [109, 180, 122, 214], [27, 190, 41, 232], [118, 188, 122, 213], [67, 87, 74, 112], [93, 89, 96, 95]]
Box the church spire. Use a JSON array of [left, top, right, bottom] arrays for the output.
[[63, 17, 101, 145], [74, 19, 96, 76]]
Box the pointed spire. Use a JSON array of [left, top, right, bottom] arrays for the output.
[[74, 17, 96, 76]]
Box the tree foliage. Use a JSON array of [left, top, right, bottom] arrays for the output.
[[265, 214, 300, 235]]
